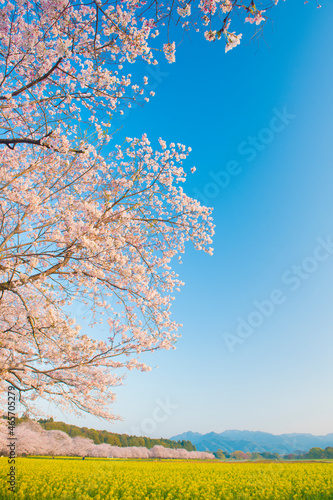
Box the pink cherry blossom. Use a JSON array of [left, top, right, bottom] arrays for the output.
[[177, 4, 191, 17], [245, 10, 266, 25], [0, 420, 215, 459], [225, 33, 243, 52], [0, 0, 292, 420]]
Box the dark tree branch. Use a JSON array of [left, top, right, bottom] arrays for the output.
[[0, 134, 84, 153], [0, 57, 63, 101]]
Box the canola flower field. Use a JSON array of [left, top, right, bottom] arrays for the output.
[[0, 457, 333, 500]]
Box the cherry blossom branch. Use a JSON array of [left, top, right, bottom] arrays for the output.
[[0, 58, 63, 101]]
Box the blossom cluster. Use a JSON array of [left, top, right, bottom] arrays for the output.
[[0, 421, 214, 459], [0, 134, 214, 419], [0, 0, 285, 419]]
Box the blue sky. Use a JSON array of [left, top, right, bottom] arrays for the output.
[[48, 1, 333, 438]]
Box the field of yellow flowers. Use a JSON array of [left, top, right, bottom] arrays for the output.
[[0, 457, 333, 499]]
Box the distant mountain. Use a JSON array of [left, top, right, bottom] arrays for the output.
[[170, 430, 333, 455]]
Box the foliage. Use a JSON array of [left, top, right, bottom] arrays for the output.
[[0, 418, 202, 457], [214, 449, 284, 460], [230, 450, 248, 460], [305, 447, 333, 460], [34, 417, 196, 451], [214, 449, 225, 459]]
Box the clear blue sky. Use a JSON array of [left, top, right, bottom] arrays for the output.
[[49, 1, 333, 438]]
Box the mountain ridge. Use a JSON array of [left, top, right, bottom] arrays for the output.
[[170, 430, 333, 454]]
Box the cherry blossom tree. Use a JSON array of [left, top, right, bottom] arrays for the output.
[[0, 135, 215, 419], [0, 420, 215, 458], [0, 0, 286, 420]]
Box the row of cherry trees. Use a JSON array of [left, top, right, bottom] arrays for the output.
[[0, 0, 285, 420], [0, 420, 214, 458]]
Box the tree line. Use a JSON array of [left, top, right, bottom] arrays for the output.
[[19, 417, 196, 452], [214, 447, 333, 460]]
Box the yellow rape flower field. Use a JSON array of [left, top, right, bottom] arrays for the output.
[[1, 458, 333, 500]]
